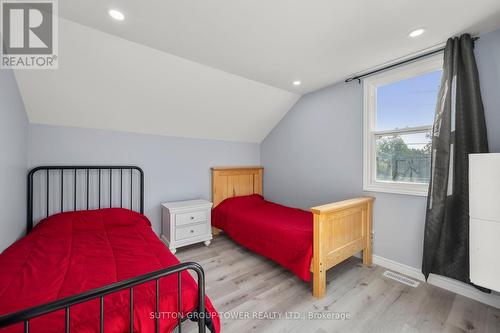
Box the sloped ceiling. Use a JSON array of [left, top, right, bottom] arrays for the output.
[[14, 19, 299, 143], [14, 1, 500, 142]]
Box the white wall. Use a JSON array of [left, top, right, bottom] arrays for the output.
[[28, 124, 260, 234], [261, 28, 500, 269], [0, 69, 29, 252]]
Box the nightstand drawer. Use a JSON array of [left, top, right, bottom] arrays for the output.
[[175, 223, 207, 241], [175, 211, 207, 226]]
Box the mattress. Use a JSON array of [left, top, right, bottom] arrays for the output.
[[212, 194, 313, 281]]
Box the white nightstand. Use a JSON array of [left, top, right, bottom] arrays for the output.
[[161, 199, 213, 254]]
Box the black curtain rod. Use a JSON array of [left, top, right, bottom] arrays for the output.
[[345, 36, 479, 83]]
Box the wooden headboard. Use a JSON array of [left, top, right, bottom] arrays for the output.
[[211, 167, 263, 207]]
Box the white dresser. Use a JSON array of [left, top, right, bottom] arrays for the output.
[[469, 153, 500, 292], [161, 199, 213, 254]]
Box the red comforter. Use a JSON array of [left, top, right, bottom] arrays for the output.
[[212, 195, 313, 281], [0, 209, 219, 333]]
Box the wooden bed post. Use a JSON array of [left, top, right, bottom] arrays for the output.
[[362, 199, 374, 266], [312, 213, 326, 298], [311, 196, 374, 299]]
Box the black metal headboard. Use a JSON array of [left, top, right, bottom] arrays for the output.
[[27, 166, 144, 233]]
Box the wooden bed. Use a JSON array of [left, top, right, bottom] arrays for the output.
[[211, 166, 374, 299]]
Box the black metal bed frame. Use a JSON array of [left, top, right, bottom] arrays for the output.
[[0, 166, 209, 333], [27, 166, 145, 233]]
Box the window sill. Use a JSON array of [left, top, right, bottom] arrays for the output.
[[363, 182, 429, 197]]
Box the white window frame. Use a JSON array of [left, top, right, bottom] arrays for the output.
[[363, 54, 443, 196]]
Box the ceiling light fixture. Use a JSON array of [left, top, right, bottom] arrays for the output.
[[409, 28, 425, 38], [108, 9, 125, 21], [293, 80, 301, 86]]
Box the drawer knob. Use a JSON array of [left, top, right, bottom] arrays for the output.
[[190, 230, 194, 233], [190, 216, 194, 220]]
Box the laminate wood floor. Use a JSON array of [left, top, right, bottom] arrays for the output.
[[175, 235, 500, 333]]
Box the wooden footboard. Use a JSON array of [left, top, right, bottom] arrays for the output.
[[311, 197, 374, 298]]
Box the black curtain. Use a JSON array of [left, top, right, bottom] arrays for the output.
[[422, 34, 489, 283]]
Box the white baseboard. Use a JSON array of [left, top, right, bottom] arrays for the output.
[[372, 255, 500, 309]]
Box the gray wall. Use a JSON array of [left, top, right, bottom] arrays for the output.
[[261, 28, 500, 269], [0, 69, 29, 252], [476, 29, 500, 152], [28, 124, 260, 234]]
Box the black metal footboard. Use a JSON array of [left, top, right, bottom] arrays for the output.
[[0, 262, 208, 333]]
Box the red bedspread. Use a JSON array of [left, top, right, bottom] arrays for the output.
[[212, 195, 313, 282], [0, 209, 219, 333]]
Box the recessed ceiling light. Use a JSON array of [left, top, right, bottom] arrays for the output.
[[293, 80, 301, 86], [108, 9, 125, 21], [409, 28, 425, 38]]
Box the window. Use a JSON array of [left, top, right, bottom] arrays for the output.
[[363, 55, 443, 196]]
